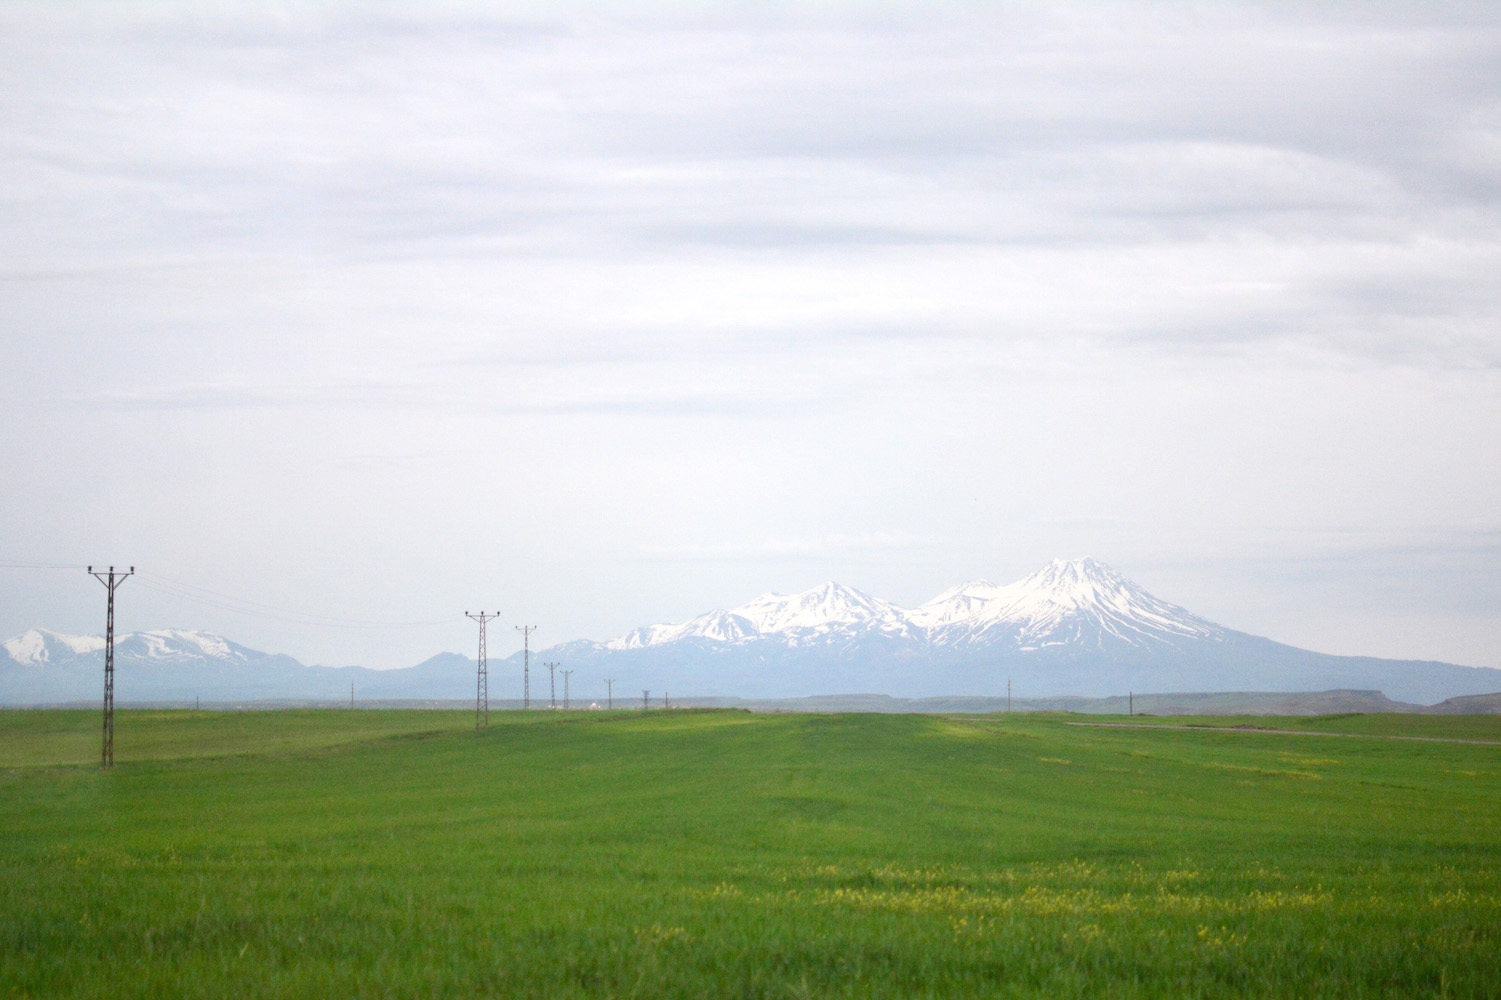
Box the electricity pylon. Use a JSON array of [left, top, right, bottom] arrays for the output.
[[466, 611, 500, 730], [561, 669, 572, 710], [545, 661, 559, 709], [516, 625, 536, 709], [89, 565, 132, 769]]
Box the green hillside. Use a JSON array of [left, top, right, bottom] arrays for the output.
[[1, 709, 1497, 998]]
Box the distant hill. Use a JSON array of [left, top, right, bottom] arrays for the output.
[[5, 558, 1500, 707], [668, 689, 1432, 716], [0, 628, 476, 705], [501, 558, 1501, 706], [1423, 692, 1501, 715]]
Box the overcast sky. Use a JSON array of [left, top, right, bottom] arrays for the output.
[[2, 1, 1498, 671]]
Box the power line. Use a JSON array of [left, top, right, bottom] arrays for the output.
[[89, 565, 132, 769], [132, 571, 453, 630], [467, 611, 500, 730], [5, 562, 451, 629]]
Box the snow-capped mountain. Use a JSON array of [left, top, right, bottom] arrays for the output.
[[605, 582, 915, 651], [0, 624, 484, 705], [3, 627, 265, 669], [599, 559, 1216, 656], [0, 627, 347, 703], [7, 559, 1500, 705], [2, 628, 106, 665], [915, 557, 1223, 652], [518, 558, 1501, 704]]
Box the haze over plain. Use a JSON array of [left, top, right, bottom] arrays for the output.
[[2, 2, 1498, 671]]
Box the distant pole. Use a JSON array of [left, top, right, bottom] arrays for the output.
[[664, 691, 669, 709], [89, 565, 133, 769], [351, 682, 355, 710], [467, 611, 500, 730], [1129, 691, 1133, 717], [1007, 678, 1011, 714], [195, 695, 199, 711], [606, 679, 613, 710], [561, 669, 572, 710], [545, 661, 559, 709], [642, 690, 649, 711], [516, 625, 537, 710]]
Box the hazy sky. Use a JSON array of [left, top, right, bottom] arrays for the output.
[[3, 1, 1499, 670]]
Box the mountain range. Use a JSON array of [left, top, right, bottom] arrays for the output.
[[4, 558, 1499, 706]]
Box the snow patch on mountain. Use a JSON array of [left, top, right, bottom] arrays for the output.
[[925, 558, 1224, 651], [121, 630, 243, 661], [606, 582, 911, 651], [907, 579, 1004, 628], [2, 629, 106, 666], [2, 628, 251, 666], [602, 558, 1221, 655], [607, 610, 761, 650], [733, 582, 906, 633]]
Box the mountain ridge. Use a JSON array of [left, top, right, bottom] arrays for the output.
[[4, 559, 1499, 705]]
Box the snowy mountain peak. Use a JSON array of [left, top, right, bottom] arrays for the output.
[[1, 628, 253, 667], [605, 581, 905, 651], [955, 557, 1223, 650], [732, 581, 903, 633], [119, 630, 242, 661], [601, 561, 1222, 654], [909, 579, 1006, 628], [2, 628, 106, 666], [1013, 557, 1135, 609]]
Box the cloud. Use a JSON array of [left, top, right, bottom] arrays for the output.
[[638, 532, 940, 563], [2, 2, 1499, 669]]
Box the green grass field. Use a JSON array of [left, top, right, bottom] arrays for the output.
[[2, 709, 1498, 998]]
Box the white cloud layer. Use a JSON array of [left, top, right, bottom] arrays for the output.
[[2, 2, 1499, 673]]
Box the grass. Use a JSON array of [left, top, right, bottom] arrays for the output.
[[1094, 712, 1501, 741], [1, 708, 1498, 998]]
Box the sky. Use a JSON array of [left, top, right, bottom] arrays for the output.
[[2, 1, 1499, 671]]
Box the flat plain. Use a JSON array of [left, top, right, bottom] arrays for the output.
[[1, 708, 1497, 998]]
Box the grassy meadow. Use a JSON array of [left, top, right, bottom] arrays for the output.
[[1, 708, 1498, 998]]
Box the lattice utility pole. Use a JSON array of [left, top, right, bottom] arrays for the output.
[[561, 669, 572, 710], [642, 690, 649, 711], [467, 611, 500, 730], [88, 565, 133, 769], [516, 625, 536, 709], [545, 661, 559, 709], [664, 691, 669, 709], [606, 679, 613, 710]]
